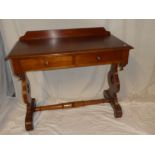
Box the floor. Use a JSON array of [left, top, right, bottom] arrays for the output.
[[0, 97, 155, 135]]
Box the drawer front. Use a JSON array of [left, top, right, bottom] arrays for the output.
[[75, 51, 122, 66], [20, 55, 73, 71]]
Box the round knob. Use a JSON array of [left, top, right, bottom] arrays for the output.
[[96, 56, 101, 61], [44, 60, 49, 66]]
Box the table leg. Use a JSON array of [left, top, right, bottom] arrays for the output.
[[104, 64, 122, 118], [21, 74, 36, 131]]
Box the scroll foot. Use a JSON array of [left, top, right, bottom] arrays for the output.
[[104, 89, 122, 118], [111, 101, 122, 118], [25, 98, 36, 131]]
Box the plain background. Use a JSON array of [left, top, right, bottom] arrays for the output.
[[0, 19, 155, 135], [1, 19, 155, 104], [0, 0, 155, 154]]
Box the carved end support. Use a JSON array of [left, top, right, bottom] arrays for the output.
[[104, 64, 122, 118], [119, 63, 128, 71], [19, 73, 36, 131], [112, 102, 122, 118], [25, 98, 36, 131]]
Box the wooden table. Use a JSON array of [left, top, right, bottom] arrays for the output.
[[7, 27, 133, 131]]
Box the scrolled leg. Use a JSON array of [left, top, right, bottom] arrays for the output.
[[21, 74, 36, 131], [25, 98, 36, 131], [104, 64, 122, 118]]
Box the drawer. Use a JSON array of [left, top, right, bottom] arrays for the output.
[[20, 55, 73, 71], [75, 51, 122, 66]]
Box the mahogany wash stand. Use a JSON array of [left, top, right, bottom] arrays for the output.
[[7, 27, 133, 131]]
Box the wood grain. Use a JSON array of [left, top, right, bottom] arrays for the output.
[[35, 99, 109, 112], [7, 27, 133, 130], [20, 27, 110, 40], [7, 28, 132, 59], [104, 64, 122, 118]]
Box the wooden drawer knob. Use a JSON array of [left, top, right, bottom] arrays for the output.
[[96, 56, 101, 61], [44, 60, 49, 66]]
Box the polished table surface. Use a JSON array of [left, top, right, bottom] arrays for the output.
[[8, 32, 132, 58], [8, 27, 133, 131]]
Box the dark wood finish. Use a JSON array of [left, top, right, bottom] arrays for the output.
[[35, 99, 109, 112], [21, 74, 36, 130], [104, 64, 122, 117], [20, 27, 110, 40], [7, 27, 133, 131], [7, 27, 132, 59]]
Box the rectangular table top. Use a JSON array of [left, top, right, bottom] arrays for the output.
[[8, 27, 133, 59]]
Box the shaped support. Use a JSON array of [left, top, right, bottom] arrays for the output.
[[19, 64, 122, 131], [21, 74, 36, 131], [104, 64, 122, 118]]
